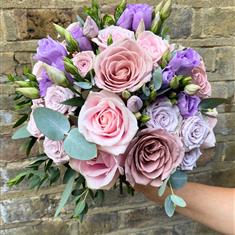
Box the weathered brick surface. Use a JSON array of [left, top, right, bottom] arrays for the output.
[[0, 0, 234, 234]]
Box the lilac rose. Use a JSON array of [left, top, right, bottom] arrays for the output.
[[180, 148, 202, 170], [66, 22, 92, 51], [33, 36, 67, 65], [117, 4, 153, 31], [145, 98, 182, 133], [177, 92, 200, 118], [180, 115, 210, 151], [168, 48, 201, 75]]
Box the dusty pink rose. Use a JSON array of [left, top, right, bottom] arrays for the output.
[[92, 25, 135, 51], [137, 31, 169, 66], [44, 85, 75, 114], [124, 128, 185, 187], [78, 90, 138, 155], [94, 38, 153, 93], [27, 98, 44, 138], [69, 151, 122, 190], [72, 51, 95, 77], [191, 62, 211, 98], [43, 137, 70, 165]]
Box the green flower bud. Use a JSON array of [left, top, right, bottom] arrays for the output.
[[170, 76, 182, 89], [140, 114, 151, 123], [43, 63, 69, 87], [107, 34, 113, 46], [15, 81, 32, 87], [122, 90, 131, 100], [64, 61, 78, 75], [160, 0, 172, 20], [155, 0, 165, 14], [184, 84, 200, 95], [181, 76, 192, 86], [16, 87, 39, 99], [151, 11, 162, 34], [134, 112, 142, 120], [169, 92, 177, 99]]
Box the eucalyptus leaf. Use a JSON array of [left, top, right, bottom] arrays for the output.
[[33, 107, 70, 141], [164, 195, 175, 217], [199, 98, 227, 111], [169, 170, 188, 190], [158, 176, 170, 197], [74, 82, 92, 90], [12, 125, 31, 140], [152, 67, 162, 90], [170, 194, 186, 207], [64, 128, 97, 160], [63, 168, 76, 184], [142, 85, 150, 97], [61, 97, 84, 107], [54, 171, 76, 217]]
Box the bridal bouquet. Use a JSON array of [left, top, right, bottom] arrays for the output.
[[8, 0, 225, 220]]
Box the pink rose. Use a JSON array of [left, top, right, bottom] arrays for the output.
[[69, 151, 122, 190], [78, 90, 138, 155], [27, 98, 44, 138], [44, 85, 75, 114], [191, 62, 211, 98], [92, 25, 135, 51], [137, 31, 169, 66], [124, 128, 184, 187], [43, 137, 70, 165], [94, 38, 153, 93], [72, 51, 95, 77]]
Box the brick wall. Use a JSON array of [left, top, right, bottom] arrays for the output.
[[0, 0, 235, 234]]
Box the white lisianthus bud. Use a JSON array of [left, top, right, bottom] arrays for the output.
[[16, 87, 39, 99], [184, 84, 200, 95], [136, 19, 145, 38]]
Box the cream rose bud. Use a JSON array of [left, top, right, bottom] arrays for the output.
[[27, 98, 44, 138], [137, 31, 169, 66], [44, 85, 75, 114], [92, 25, 135, 51], [94, 38, 153, 93], [69, 151, 122, 190], [43, 138, 70, 165], [78, 90, 138, 155], [72, 51, 95, 77]]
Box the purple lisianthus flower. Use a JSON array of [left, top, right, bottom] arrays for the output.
[[168, 48, 201, 75], [39, 76, 53, 97], [162, 66, 175, 88], [33, 36, 67, 65], [177, 92, 200, 118], [117, 4, 153, 31], [67, 22, 92, 51], [145, 98, 182, 133], [180, 148, 202, 170]]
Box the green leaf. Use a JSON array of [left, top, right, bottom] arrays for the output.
[[64, 128, 97, 160], [27, 155, 48, 168], [13, 114, 28, 128], [29, 175, 42, 189], [74, 81, 92, 90], [12, 125, 31, 140], [199, 98, 227, 111], [74, 200, 86, 216], [114, 0, 126, 22], [49, 167, 60, 185], [169, 170, 188, 190], [61, 97, 84, 107], [170, 194, 186, 207], [26, 137, 37, 156], [54, 171, 76, 217], [33, 107, 70, 141], [152, 67, 162, 90], [94, 190, 105, 204], [7, 171, 28, 187], [164, 195, 175, 217], [63, 167, 76, 184]]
